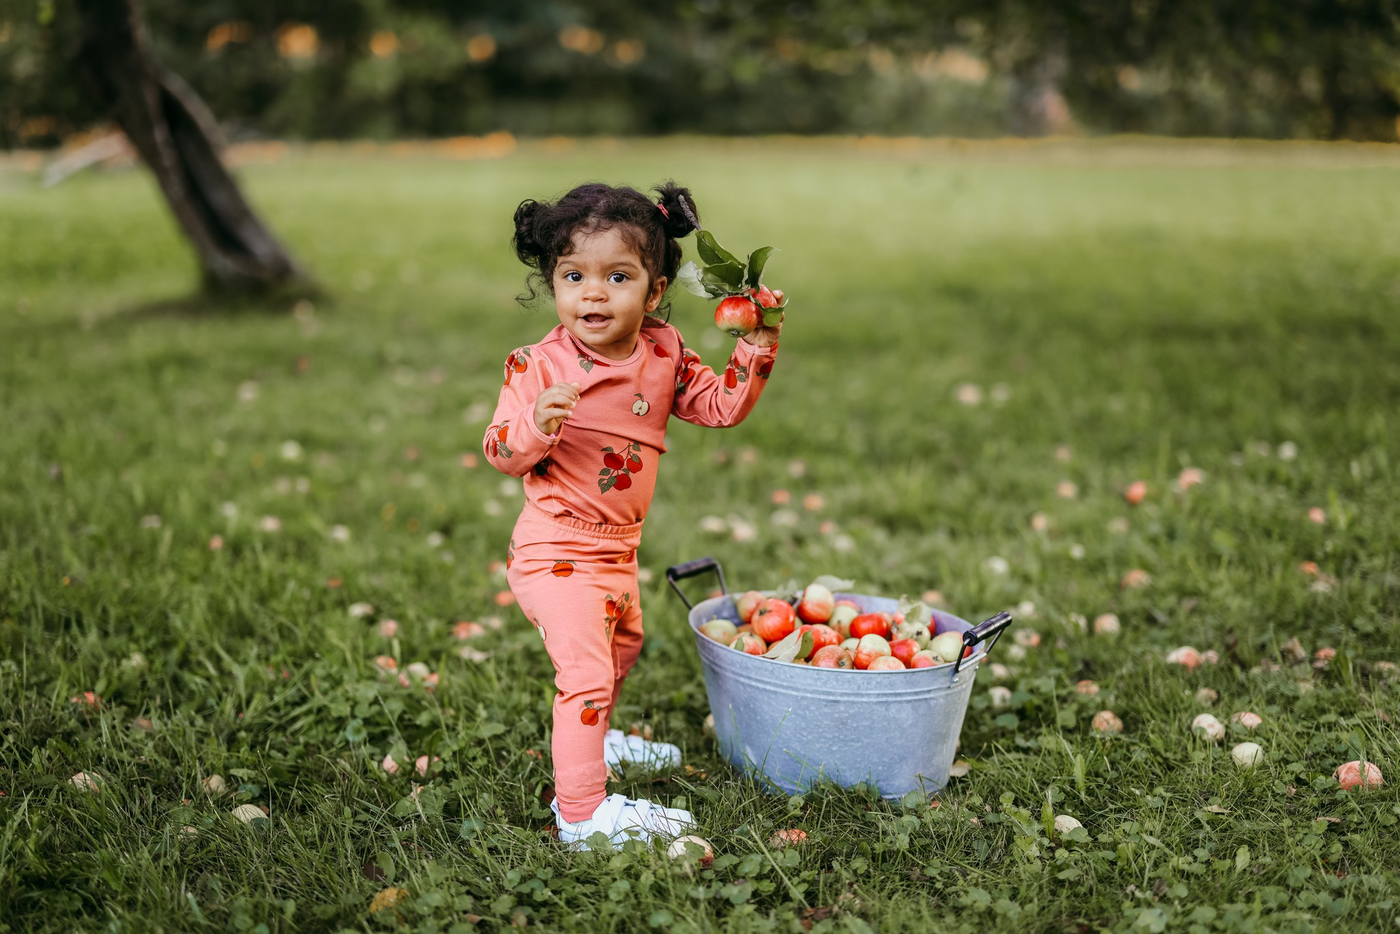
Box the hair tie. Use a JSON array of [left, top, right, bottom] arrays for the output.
[[656, 202, 670, 220]]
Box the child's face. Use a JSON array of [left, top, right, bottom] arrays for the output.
[[553, 226, 666, 361]]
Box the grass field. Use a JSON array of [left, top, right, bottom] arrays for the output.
[[2, 137, 1399, 933]]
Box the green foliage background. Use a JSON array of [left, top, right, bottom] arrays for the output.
[[3, 0, 1399, 146]]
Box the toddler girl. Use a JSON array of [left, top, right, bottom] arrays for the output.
[[482, 181, 782, 846]]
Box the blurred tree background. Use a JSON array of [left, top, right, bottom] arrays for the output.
[[3, 0, 1399, 148]]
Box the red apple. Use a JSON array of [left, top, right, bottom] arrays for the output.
[[803, 623, 840, 656], [732, 632, 767, 655], [811, 645, 855, 669], [751, 599, 797, 643], [854, 634, 892, 670], [796, 583, 835, 624], [867, 655, 905, 671], [734, 590, 765, 624], [752, 285, 781, 308], [890, 638, 921, 667], [909, 650, 939, 669], [715, 296, 761, 337], [849, 613, 891, 640]]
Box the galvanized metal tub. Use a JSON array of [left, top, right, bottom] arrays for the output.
[[669, 558, 1011, 799]]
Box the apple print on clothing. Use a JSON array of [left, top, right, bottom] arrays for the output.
[[488, 422, 513, 459], [577, 352, 609, 373], [676, 348, 701, 395], [598, 441, 643, 493], [503, 348, 531, 386], [506, 538, 515, 569], [580, 699, 602, 726], [757, 358, 774, 380], [632, 394, 650, 416], [723, 355, 749, 395], [551, 561, 575, 577], [603, 591, 633, 641]]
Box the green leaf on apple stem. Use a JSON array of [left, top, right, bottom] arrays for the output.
[[702, 261, 746, 292], [696, 230, 740, 267], [812, 575, 855, 593], [761, 308, 784, 327], [676, 262, 713, 299], [744, 246, 774, 290]]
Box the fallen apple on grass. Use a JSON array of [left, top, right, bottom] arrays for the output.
[[1231, 742, 1264, 768], [1334, 760, 1383, 791]]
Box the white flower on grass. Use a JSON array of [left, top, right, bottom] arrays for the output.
[[1068, 544, 1085, 560], [1277, 441, 1298, 461], [425, 532, 446, 548], [729, 517, 758, 542], [457, 646, 490, 663], [1015, 600, 1037, 619], [954, 383, 983, 406], [140, 515, 162, 529], [279, 440, 303, 462], [832, 533, 855, 553], [258, 515, 282, 532], [984, 556, 1009, 575], [329, 524, 351, 542], [698, 515, 727, 535], [221, 501, 238, 518], [348, 602, 374, 618]]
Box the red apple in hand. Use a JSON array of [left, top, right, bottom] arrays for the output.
[[715, 296, 761, 337], [751, 598, 797, 643]]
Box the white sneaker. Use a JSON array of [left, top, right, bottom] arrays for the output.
[[603, 729, 682, 771], [553, 794, 694, 849]]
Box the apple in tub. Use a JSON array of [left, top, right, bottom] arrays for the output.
[[751, 599, 797, 643], [796, 582, 835, 623], [928, 631, 968, 664]]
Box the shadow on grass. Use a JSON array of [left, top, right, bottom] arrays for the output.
[[73, 279, 331, 336]]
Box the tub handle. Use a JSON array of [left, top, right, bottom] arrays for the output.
[[666, 556, 729, 610], [951, 611, 1013, 676]]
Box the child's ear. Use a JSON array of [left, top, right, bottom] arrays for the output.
[[646, 276, 668, 312]]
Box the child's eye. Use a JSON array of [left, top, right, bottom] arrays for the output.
[[564, 271, 582, 283], [608, 272, 628, 284]]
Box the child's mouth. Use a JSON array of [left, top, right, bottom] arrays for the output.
[[581, 314, 610, 328]]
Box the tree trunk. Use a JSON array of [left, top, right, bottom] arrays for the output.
[[72, 0, 309, 293], [1008, 38, 1072, 137]]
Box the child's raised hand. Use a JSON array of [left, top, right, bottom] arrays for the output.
[[534, 382, 582, 436], [742, 312, 783, 348]]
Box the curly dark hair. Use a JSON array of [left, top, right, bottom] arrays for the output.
[[512, 180, 700, 314]]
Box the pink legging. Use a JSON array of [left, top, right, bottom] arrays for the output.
[[506, 503, 645, 822]]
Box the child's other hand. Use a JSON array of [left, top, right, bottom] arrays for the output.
[[535, 382, 582, 435], [742, 313, 782, 349]]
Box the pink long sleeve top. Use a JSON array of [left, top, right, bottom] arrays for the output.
[[483, 317, 778, 527]]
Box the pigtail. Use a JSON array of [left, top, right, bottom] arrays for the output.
[[513, 199, 547, 269], [654, 181, 700, 240]]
